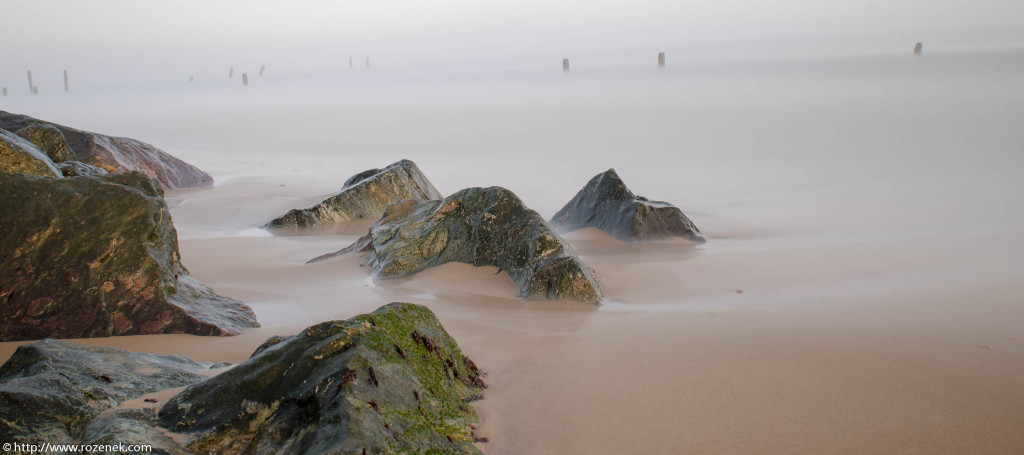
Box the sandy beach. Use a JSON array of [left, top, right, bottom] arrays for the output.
[[2, 47, 1024, 453]]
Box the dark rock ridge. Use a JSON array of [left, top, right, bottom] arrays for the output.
[[0, 171, 259, 341], [0, 304, 485, 454], [550, 169, 705, 243], [322, 186, 605, 304], [0, 339, 212, 446], [56, 160, 109, 177], [265, 159, 442, 230], [0, 111, 212, 189], [160, 303, 485, 454]]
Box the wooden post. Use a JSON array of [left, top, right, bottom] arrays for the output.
[[64, 70, 69, 91], [366, 57, 370, 68], [242, 73, 249, 86], [658, 52, 665, 67], [229, 67, 234, 79], [349, 57, 353, 70], [2, 87, 7, 96], [27, 70, 35, 94], [189, 76, 194, 82], [913, 42, 923, 55], [562, 58, 570, 72], [259, 65, 266, 76]]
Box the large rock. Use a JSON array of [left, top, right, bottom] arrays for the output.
[[0, 127, 62, 178], [550, 169, 705, 243], [0, 171, 259, 341], [323, 187, 605, 304], [0, 111, 212, 189], [265, 159, 441, 230], [159, 303, 486, 454], [0, 339, 213, 446]]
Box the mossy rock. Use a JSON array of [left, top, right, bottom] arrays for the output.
[[0, 171, 259, 341], [0, 111, 212, 189], [551, 169, 705, 243], [15, 122, 76, 163], [0, 127, 61, 177], [159, 303, 486, 454], [324, 186, 604, 304], [265, 159, 442, 230]]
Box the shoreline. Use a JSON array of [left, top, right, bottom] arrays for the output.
[[3, 174, 1022, 453]]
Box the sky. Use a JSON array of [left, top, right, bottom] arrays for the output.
[[1, 0, 1022, 89]]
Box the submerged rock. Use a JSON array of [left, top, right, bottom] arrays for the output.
[[0, 127, 62, 177], [0, 171, 259, 341], [0, 111, 212, 189], [550, 169, 705, 243], [325, 187, 604, 304], [265, 159, 441, 230], [0, 339, 212, 445], [159, 303, 485, 454]]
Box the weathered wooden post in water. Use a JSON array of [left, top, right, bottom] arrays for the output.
[[229, 67, 234, 79], [27, 71, 35, 94], [64, 70, 69, 91], [2, 87, 7, 96], [366, 57, 370, 68], [242, 73, 249, 86], [259, 65, 266, 76], [563, 58, 570, 72], [658, 52, 665, 67], [913, 42, 923, 55]]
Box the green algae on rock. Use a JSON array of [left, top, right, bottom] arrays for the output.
[[322, 186, 605, 304], [15, 122, 76, 163], [0, 111, 212, 189], [159, 303, 486, 455], [0, 339, 213, 446], [265, 159, 442, 231], [0, 127, 62, 178], [551, 169, 705, 243], [0, 171, 259, 341]]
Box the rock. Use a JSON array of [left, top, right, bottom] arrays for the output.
[[159, 303, 485, 455], [328, 187, 604, 303], [15, 122, 76, 162], [550, 169, 705, 243], [0, 127, 62, 177], [0, 171, 259, 341], [56, 160, 110, 177], [265, 159, 442, 230], [0, 339, 211, 446], [0, 111, 212, 189], [79, 408, 191, 455]]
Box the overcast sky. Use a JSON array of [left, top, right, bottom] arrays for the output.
[[1, 0, 1022, 87]]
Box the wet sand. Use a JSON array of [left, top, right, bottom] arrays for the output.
[[3, 175, 1022, 454], [2, 49, 1024, 453]]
